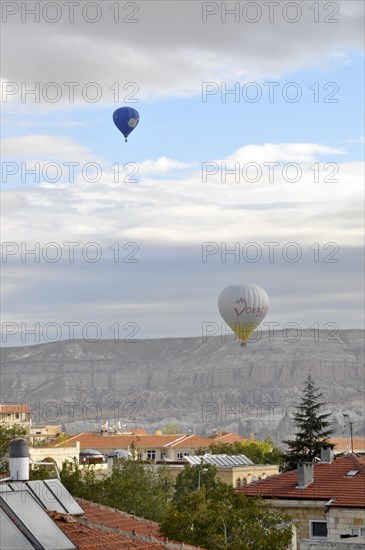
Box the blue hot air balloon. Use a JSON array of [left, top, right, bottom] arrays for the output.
[[113, 107, 140, 142]]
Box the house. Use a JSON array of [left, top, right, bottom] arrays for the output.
[[30, 424, 62, 445], [56, 431, 247, 463], [1, 403, 63, 445], [0, 403, 32, 431], [150, 453, 279, 486], [185, 453, 279, 487], [240, 447, 365, 550]]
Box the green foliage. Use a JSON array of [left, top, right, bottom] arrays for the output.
[[29, 464, 56, 480], [55, 433, 68, 445], [207, 438, 285, 466], [60, 458, 173, 522], [173, 463, 219, 502], [60, 459, 84, 496], [104, 460, 174, 520], [59, 455, 293, 548], [60, 459, 101, 500], [160, 479, 293, 549], [161, 423, 179, 434], [0, 425, 27, 473], [283, 375, 334, 470]]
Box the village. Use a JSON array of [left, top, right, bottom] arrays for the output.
[[1, 401, 364, 549]]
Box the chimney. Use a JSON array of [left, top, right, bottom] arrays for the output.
[[297, 462, 313, 489], [9, 438, 29, 481], [321, 444, 334, 464]]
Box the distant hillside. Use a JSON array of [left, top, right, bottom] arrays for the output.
[[1, 331, 364, 444]]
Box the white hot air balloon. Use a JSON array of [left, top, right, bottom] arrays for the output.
[[218, 283, 269, 346]]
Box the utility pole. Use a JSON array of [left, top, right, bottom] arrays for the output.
[[342, 414, 354, 453]]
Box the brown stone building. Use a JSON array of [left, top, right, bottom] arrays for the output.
[[0, 404, 32, 431]]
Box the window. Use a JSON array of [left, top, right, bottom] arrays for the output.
[[184, 452, 190, 457], [350, 527, 365, 537], [147, 450, 156, 460], [310, 521, 327, 538], [177, 452, 183, 460], [161, 451, 167, 459]]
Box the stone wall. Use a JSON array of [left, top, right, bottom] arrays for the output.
[[327, 508, 365, 541], [29, 442, 80, 469], [301, 539, 365, 549], [267, 500, 365, 550], [269, 500, 327, 549], [218, 464, 279, 487]]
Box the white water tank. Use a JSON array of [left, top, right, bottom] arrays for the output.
[[9, 437, 29, 481]]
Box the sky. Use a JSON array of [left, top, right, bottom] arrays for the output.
[[1, 0, 364, 346]]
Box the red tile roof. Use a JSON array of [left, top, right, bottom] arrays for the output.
[[212, 432, 248, 444], [56, 433, 183, 450], [169, 435, 214, 448], [55, 518, 165, 549], [75, 499, 163, 541], [330, 437, 365, 453], [51, 501, 205, 549], [57, 433, 220, 451], [0, 404, 31, 413], [169, 433, 248, 449], [240, 454, 365, 508]]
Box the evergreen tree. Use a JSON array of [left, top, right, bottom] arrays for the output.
[[283, 375, 334, 469]]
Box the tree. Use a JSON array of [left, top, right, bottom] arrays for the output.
[[60, 458, 173, 522], [173, 463, 219, 502], [162, 423, 179, 434], [102, 459, 174, 521], [29, 464, 56, 480], [0, 425, 27, 473], [207, 438, 284, 466], [283, 374, 334, 470], [160, 480, 293, 549], [60, 459, 86, 497]]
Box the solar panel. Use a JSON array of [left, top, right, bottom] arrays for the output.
[[25, 480, 69, 514], [185, 454, 254, 467], [0, 490, 77, 549], [6, 480, 84, 516], [44, 479, 84, 515], [6, 482, 26, 492], [0, 507, 34, 549]]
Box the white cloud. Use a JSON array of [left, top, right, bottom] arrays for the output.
[[1, 1, 363, 105], [1, 141, 363, 247], [139, 156, 192, 174], [348, 136, 365, 144], [225, 143, 346, 164], [1, 134, 103, 163]]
